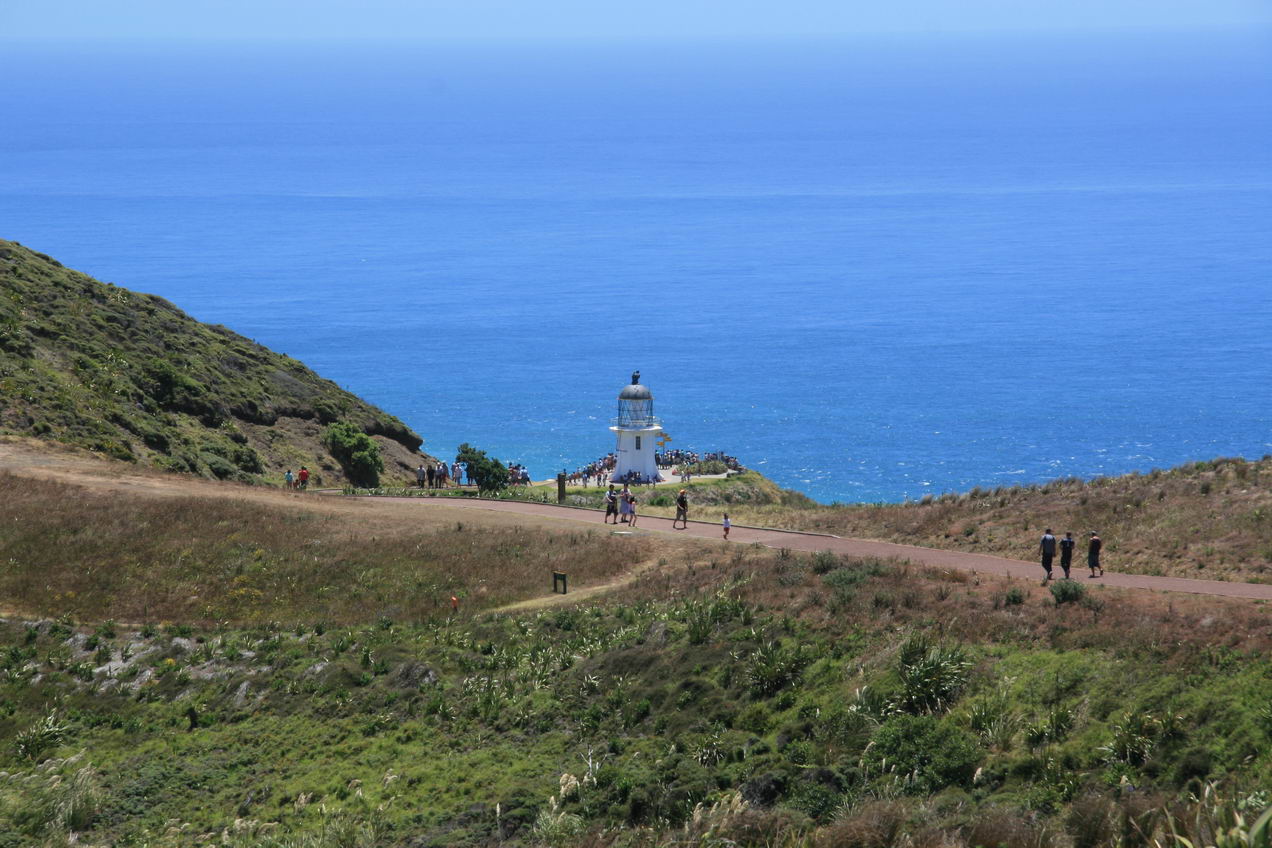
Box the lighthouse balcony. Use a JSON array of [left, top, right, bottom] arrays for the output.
[[611, 415, 661, 429]]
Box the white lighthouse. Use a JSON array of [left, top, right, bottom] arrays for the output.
[[609, 371, 663, 484]]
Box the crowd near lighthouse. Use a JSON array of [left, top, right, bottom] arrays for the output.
[[609, 371, 663, 483]]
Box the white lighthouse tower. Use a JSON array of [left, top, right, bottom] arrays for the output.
[[610, 371, 663, 484]]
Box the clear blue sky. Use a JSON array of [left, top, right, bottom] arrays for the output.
[[5, 0, 1272, 41]]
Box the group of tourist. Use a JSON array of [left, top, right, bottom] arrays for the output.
[[282, 467, 310, 490], [565, 455, 617, 487], [603, 484, 641, 527], [1038, 529, 1104, 582], [602, 484, 731, 538], [559, 448, 745, 488], [562, 454, 655, 488], [654, 449, 743, 471], [505, 464, 534, 486], [415, 462, 456, 489]]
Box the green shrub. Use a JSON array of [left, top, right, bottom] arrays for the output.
[[810, 550, 839, 574], [895, 634, 970, 714], [13, 712, 69, 761], [314, 399, 342, 424], [232, 444, 263, 473], [746, 641, 809, 697], [864, 714, 982, 794], [684, 460, 729, 475], [623, 698, 652, 728], [1025, 708, 1074, 748], [736, 703, 772, 734], [456, 443, 510, 494], [1050, 580, 1087, 606], [200, 451, 238, 480], [966, 693, 1020, 751], [1099, 711, 1162, 766], [686, 604, 714, 645], [324, 422, 384, 487]]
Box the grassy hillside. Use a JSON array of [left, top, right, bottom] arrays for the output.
[[0, 469, 655, 625], [408, 458, 1272, 583], [587, 458, 1272, 583], [2, 460, 1271, 846], [776, 457, 1272, 583], [0, 239, 429, 486]]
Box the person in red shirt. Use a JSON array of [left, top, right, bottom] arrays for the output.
[[298, 466, 310, 490]]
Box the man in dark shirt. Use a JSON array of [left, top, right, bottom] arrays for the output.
[[1059, 532, 1076, 580], [673, 490, 689, 529], [1088, 532, 1104, 577], [1039, 529, 1057, 583], [604, 485, 619, 524]]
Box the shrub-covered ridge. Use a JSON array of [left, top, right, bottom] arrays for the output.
[[0, 239, 428, 485]]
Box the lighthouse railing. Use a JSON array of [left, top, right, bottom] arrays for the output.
[[611, 414, 661, 428]]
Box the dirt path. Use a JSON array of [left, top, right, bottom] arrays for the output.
[[492, 556, 664, 613], [368, 495, 1272, 602], [5, 437, 1272, 603]]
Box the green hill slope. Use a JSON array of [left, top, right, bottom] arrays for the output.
[[0, 239, 429, 485], [2, 466, 1270, 847]]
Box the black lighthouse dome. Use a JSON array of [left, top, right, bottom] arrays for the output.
[[615, 371, 658, 427], [618, 383, 653, 401]]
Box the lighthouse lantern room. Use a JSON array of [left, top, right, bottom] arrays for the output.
[[610, 371, 663, 484]]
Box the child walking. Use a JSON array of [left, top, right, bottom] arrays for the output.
[[722, 513, 731, 540]]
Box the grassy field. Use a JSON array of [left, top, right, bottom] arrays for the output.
[[0, 471, 655, 625], [1, 547, 1270, 846], [3, 444, 1272, 846], [754, 455, 1272, 583], [3, 455, 1272, 845]]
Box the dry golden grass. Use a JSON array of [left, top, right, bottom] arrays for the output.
[[643, 456, 1272, 582], [0, 471, 657, 625], [610, 541, 1272, 663]]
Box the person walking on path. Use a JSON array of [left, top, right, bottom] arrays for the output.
[[627, 492, 639, 528], [722, 513, 731, 540], [416, 464, 426, 489], [426, 464, 436, 489], [284, 469, 294, 490], [298, 466, 309, 490], [604, 485, 619, 524], [1059, 531, 1076, 580], [673, 489, 689, 529], [1088, 532, 1104, 577], [1039, 528, 1057, 583], [619, 485, 632, 523]]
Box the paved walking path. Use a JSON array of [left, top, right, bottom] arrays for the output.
[[370, 495, 1272, 601]]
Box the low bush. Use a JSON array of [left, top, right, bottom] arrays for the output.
[[1050, 580, 1087, 606], [895, 634, 970, 715], [323, 422, 384, 487], [863, 713, 982, 794], [746, 641, 809, 697]]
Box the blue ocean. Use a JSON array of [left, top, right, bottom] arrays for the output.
[[3, 32, 1270, 503]]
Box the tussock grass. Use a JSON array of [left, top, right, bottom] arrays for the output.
[[0, 472, 652, 625], [642, 455, 1272, 582]]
